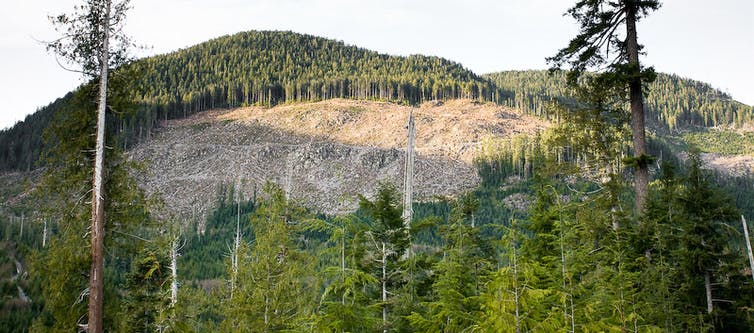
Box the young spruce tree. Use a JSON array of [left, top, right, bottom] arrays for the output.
[[220, 183, 318, 332]]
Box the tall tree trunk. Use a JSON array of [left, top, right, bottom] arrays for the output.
[[88, 1, 110, 332], [742, 215, 754, 284], [381, 242, 388, 333], [341, 226, 346, 306], [42, 219, 47, 248], [231, 192, 241, 299], [170, 237, 179, 306], [625, 2, 649, 214], [511, 228, 520, 333], [705, 270, 713, 314], [265, 262, 270, 330], [402, 110, 415, 258], [559, 204, 574, 331]]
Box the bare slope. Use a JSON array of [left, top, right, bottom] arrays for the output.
[[128, 99, 547, 217], [220, 98, 547, 164]]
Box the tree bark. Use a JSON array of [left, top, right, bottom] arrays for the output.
[[402, 110, 415, 259], [625, 2, 649, 214], [42, 219, 47, 248], [231, 193, 240, 299], [705, 270, 713, 314], [88, 1, 110, 332]]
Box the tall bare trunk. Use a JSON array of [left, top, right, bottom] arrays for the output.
[[264, 262, 270, 330], [42, 219, 47, 247], [625, 2, 649, 214], [402, 110, 415, 259], [705, 270, 713, 314], [742, 216, 754, 284], [341, 226, 346, 306], [511, 228, 520, 333], [88, 1, 110, 332], [382, 242, 388, 333], [231, 193, 241, 299], [170, 237, 178, 306]]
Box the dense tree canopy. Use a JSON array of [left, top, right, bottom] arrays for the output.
[[485, 70, 753, 132]]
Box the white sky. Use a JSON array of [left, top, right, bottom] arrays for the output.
[[1, 0, 752, 130]]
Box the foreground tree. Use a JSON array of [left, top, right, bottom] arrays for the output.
[[220, 183, 318, 332], [120, 247, 171, 332], [309, 215, 381, 332], [548, 0, 661, 213], [408, 194, 491, 332], [30, 82, 152, 331], [357, 183, 410, 332], [47, 0, 135, 331], [674, 155, 744, 329]]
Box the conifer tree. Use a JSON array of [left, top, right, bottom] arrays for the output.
[[637, 161, 684, 330], [30, 82, 152, 332], [518, 184, 574, 331], [47, 1, 135, 330], [309, 216, 380, 332], [548, 0, 661, 213], [357, 183, 410, 332], [674, 154, 743, 330], [120, 247, 171, 332], [221, 183, 318, 332], [407, 194, 490, 332]]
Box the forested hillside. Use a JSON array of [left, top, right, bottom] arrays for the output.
[[1, 31, 752, 172], [134, 30, 495, 111], [485, 70, 754, 132], [0, 94, 71, 171]]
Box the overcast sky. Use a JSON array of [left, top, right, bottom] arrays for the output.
[[1, 0, 752, 130]]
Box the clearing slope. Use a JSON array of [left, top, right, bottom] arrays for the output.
[[220, 98, 546, 164], [129, 99, 547, 217]]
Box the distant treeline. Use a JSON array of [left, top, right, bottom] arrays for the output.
[[1, 31, 752, 171], [485, 70, 753, 131]]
